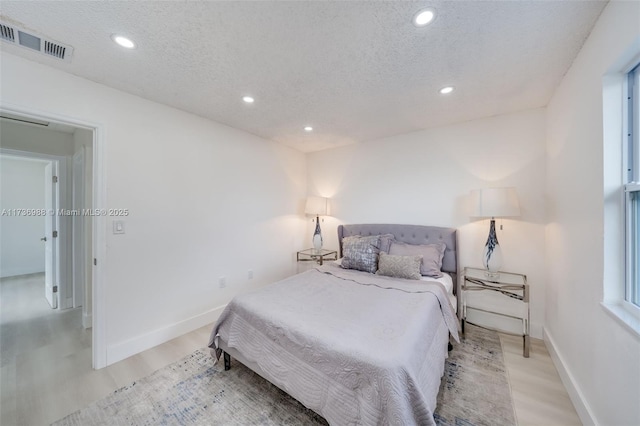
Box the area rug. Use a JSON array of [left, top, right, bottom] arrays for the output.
[[434, 324, 516, 426], [53, 324, 515, 426]]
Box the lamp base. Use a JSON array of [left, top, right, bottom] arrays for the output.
[[312, 216, 323, 252], [482, 218, 502, 278]]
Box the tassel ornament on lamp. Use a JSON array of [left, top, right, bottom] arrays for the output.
[[470, 187, 520, 278], [305, 196, 330, 252]]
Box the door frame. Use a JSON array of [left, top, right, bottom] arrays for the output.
[[72, 148, 85, 311], [0, 150, 67, 308], [0, 103, 107, 369], [43, 160, 59, 310]]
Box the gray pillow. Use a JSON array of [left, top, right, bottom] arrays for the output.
[[341, 235, 381, 274], [376, 252, 422, 280], [378, 233, 395, 254], [388, 241, 446, 278]]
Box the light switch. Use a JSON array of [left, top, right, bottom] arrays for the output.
[[113, 220, 125, 234]]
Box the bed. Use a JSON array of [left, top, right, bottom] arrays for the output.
[[209, 224, 460, 425]]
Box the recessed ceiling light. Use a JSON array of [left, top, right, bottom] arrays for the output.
[[111, 35, 136, 49], [439, 86, 454, 94], [242, 96, 255, 103], [304, 126, 313, 132], [413, 9, 435, 27]]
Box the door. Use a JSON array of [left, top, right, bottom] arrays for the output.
[[44, 162, 57, 309]]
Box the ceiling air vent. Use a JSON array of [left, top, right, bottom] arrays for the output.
[[0, 23, 16, 42], [44, 40, 66, 59], [0, 21, 73, 62]]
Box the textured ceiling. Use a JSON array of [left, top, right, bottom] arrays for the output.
[[0, 1, 607, 152]]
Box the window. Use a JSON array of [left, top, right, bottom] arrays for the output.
[[625, 63, 640, 308]]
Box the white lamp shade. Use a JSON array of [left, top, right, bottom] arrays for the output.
[[305, 196, 330, 216], [470, 187, 520, 218]]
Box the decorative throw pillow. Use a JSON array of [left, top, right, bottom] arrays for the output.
[[378, 233, 396, 254], [389, 242, 446, 277], [376, 253, 422, 280], [340, 235, 381, 273]]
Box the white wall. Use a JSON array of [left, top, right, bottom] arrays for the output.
[[545, 1, 640, 425], [0, 53, 307, 365], [0, 157, 47, 277], [0, 120, 75, 156], [307, 107, 547, 338]]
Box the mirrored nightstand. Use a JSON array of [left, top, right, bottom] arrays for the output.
[[462, 266, 530, 357], [296, 248, 337, 266]]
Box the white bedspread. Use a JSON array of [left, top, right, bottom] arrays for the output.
[[209, 264, 459, 426]]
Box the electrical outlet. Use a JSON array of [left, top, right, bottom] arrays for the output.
[[219, 277, 226, 288], [248, 270, 253, 280]]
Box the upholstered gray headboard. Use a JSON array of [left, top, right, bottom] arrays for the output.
[[337, 223, 459, 292]]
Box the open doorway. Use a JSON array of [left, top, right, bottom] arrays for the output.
[[0, 153, 64, 308], [0, 113, 95, 368]]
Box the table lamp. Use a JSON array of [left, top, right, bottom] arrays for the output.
[[470, 187, 520, 278]]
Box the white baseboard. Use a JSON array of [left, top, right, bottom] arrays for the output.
[[106, 304, 227, 366], [543, 328, 598, 426], [0, 268, 45, 278], [82, 311, 92, 329]]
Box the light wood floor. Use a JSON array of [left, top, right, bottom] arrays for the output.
[[499, 334, 581, 426], [1, 274, 581, 425]]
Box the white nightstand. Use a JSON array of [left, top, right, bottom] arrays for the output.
[[462, 266, 530, 357]]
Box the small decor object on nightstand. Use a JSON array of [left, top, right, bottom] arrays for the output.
[[470, 187, 520, 278], [305, 196, 330, 251]]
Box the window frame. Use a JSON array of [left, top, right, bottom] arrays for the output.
[[624, 63, 640, 314]]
